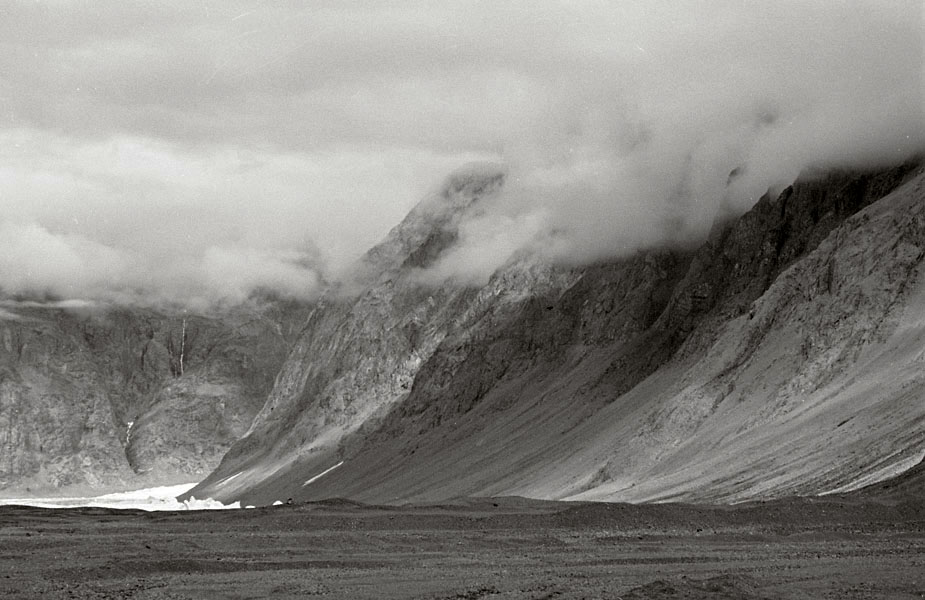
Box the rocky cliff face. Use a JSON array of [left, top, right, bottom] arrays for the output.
[[188, 157, 925, 506], [0, 299, 312, 495]]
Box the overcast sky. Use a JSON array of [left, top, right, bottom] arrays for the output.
[[0, 1, 922, 306]]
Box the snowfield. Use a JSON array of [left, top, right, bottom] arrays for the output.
[[0, 483, 241, 511]]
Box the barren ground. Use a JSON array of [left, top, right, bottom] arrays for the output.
[[1, 495, 923, 599]]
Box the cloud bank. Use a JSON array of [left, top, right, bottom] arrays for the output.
[[0, 1, 922, 302]]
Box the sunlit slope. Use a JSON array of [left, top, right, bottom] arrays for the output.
[[563, 168, 925, 503], [194, 161, 925, 506], [852, 455, 925, 503]]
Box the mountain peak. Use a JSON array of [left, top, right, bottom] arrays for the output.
[[351, 163, 506, 279], [437, 163, 506, 209]]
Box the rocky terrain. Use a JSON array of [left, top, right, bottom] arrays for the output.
[[0, 298, 312, 495], [186, 158, 925, 507]]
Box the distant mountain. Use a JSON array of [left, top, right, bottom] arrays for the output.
[[0, 298, 313, 495], [186, 157, 925, 506]]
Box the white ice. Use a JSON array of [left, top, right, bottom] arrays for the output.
[[0, 482, 241, 511]]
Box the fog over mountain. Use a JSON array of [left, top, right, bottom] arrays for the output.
[[0, 1, 922, 305]]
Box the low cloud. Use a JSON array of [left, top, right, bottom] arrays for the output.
[[0, 220, 322, 308], [0, 1, 922, 300], [415, 1, 925, 282], [0, 131, 486, 305]]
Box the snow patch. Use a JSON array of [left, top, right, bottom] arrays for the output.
[[215, 471, 243, 486], [302, 461, 344, 487]]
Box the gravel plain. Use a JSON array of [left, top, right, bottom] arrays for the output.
[[1, 495, 923, 599]]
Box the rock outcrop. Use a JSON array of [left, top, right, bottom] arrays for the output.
[[0, 299, 312, 495], [188, 157, 925, 506]]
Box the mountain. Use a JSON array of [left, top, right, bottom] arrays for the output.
[[0, 298, 313, 495], [186, 157, 925, 506]]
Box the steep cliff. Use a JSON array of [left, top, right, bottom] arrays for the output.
[[0, 299, 311, 495], [189, 158, 925, 506]]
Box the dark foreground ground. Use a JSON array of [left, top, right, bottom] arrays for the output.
[[1, 495, 923, 599]]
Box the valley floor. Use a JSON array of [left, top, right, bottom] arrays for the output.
[[1, 496, 923, 599]]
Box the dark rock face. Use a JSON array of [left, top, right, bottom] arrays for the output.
[[189, 158, 925, 506], [662, 165, 921, 356], [0, 300, 311, 495]]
